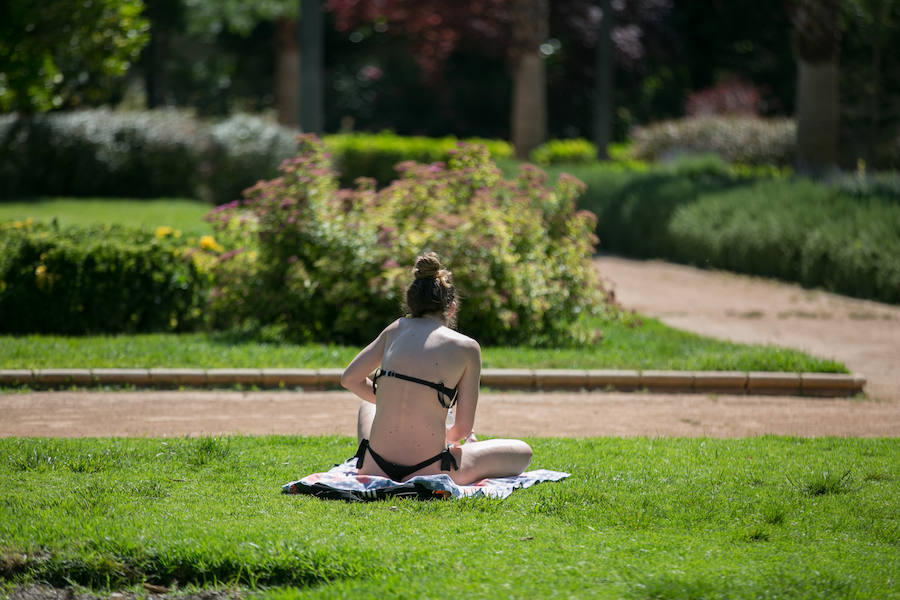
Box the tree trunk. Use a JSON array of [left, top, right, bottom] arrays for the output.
[[593, 0, 612, 160], [787, 0, 841, 175], [796, 58, 839, 174], [512, 53, 547, 159], [299, 0, 324, 135], [510, 0, 548, 159], [275, 17, 300, 128]]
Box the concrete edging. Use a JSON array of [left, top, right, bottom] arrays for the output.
[[0, 368, 866, 396]]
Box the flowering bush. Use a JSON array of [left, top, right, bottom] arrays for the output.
[[206, 135, 602, 346]]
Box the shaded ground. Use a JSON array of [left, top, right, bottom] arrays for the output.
[[596, 255, 900, 402]]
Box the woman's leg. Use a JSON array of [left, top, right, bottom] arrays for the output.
[[357, 401, 376, 443], [450, 438, 532, 485]]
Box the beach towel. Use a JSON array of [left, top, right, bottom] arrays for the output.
[[283, 457, 569, 502]]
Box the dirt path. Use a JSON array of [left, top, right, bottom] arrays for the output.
[[2, 257, 898, 439], [2, 390, 898, 438], [596, 255, 900, 402]]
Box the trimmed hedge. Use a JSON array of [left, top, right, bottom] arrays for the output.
[[0, 109, 211, 200], [549, 155, 755, 258], [529, 138, 598, 166], [324, 132, 513, 187], [0, 110, 514, 202], [631, 115, 796, 166], [0, 222, 211, 334], [668, 180, 900, 303]]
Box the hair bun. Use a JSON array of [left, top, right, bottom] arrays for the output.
[[413, 252, 442, 279]]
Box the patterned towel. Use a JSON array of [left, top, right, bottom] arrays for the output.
[[283, 457, 569, 502]]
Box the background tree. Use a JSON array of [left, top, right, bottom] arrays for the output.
[[786, 0, 842, 175], [509, 0, 549, 157], [180, 0, 302, 125], [0, 0, 149, 112]]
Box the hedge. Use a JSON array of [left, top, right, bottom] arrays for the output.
[[667, 179, 900, 303], [630, 115, 796, 166], [0, 222, 211, 334], [324, 131, 513, 187], [0, 109, 211, 200], [0, 110, 513, 202]]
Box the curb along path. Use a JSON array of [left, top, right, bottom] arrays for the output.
[[0, 368, 865, 396]]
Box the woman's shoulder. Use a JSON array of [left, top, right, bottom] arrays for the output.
[[442, 327, 480, 354]]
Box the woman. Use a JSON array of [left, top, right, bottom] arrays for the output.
[[340, 252, 533, 485]]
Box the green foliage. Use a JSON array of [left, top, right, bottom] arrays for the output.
[[668, 179, 900, 303], [0, 110, 212, 199], [529, 138, 598, 166], [0, 222, 211, 334], [323, 131, 513, 187], [207, 136, 601, 346], [631, 116, 796, 166], [552, 155, 751, 258], [0, 437, 898, 597], [0, 0, 149, 112]]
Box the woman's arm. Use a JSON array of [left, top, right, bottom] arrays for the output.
[[340, 320, 397, 403], [445, 339, 481, 444]]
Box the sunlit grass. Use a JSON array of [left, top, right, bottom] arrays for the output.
[[0, 197, 213, 235], [0, 315, 844, 373], [0, 436, 897, 598]]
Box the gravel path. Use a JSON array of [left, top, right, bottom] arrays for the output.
[[596, 255, 900, 402], [2, 256, 897, 438]]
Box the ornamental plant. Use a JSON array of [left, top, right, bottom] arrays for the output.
[[205, 135, 602, 346]]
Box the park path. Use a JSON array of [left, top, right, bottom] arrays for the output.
[[2, 256, 898, 439], [594, 255, 900, 402]]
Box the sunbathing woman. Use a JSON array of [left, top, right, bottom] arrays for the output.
[[340, 252, 533, 485]]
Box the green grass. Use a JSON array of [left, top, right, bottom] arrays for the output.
[[0, 316, 845, 372], [0, 197, 213, 235], [0, 197, 847, 374], [1, 436, 897, 598]]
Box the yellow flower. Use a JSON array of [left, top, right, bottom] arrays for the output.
[[199, 235, 224, 253], [155, 226, 174, 238], [35, 265, 47, 277]]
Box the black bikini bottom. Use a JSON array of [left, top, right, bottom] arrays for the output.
[[354, 439, 459, 482]]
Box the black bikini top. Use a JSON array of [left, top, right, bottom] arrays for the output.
[[371, 368, 459, 409]]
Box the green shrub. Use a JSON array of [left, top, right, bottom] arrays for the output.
[[206, 136, 602, 346], [0, 109, 212, 199], [323, 131, 513, 187], [631, 115, 796, 166], [668, 179, 900, 303], [0, 222, 211, 334], [548, 155, 750, 257], [208, 113, 298, 205], [530, 138, 598, 166]]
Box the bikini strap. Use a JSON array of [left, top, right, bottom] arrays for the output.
[[373, 368, 458, 409]]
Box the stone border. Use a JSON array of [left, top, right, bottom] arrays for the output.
[[0, 368, 866, 396]]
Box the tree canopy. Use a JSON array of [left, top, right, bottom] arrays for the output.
[[0, 0, 150, 112]]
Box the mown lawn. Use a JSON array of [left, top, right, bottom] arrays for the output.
[[0, 197, 213, 235], [0, 315, 845, 373], [1, 436, 897, 598]]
